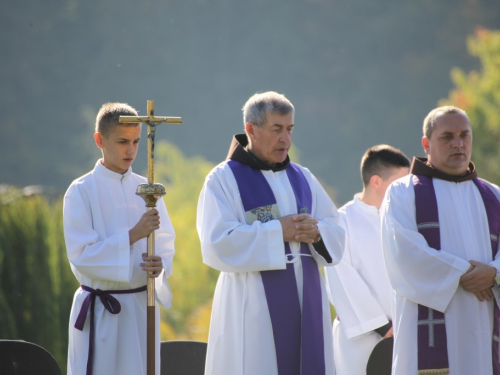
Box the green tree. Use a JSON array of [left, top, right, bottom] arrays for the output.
[[152, 141, 219, 340], [440, 28, 500, 184], [0, 188, 78, 373]]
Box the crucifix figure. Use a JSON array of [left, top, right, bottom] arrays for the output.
[[120, 100, 182, 375]]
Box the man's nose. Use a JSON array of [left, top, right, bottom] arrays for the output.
[[280, 132, 292, 144], [451, 136, 464, 148]]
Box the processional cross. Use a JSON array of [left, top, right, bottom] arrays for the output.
[[120, 100, 181, 375]]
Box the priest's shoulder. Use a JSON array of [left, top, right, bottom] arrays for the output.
[[478, 177, 500, 189], [391, 174, 413, 190], [384, 174, 414, 199], [291, 162, 313, 176], [478, 177, 500, 200], [203, 160, 236, 183]]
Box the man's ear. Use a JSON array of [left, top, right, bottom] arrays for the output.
[[245, 123, 255, 138], [369, 174, 382, 191], [422, 137, 430, 155], [94, 132, 104, 149]]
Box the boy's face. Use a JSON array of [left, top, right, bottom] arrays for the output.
[[94, 124, 141, 174]]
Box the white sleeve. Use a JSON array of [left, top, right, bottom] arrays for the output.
[[63, 184, 131, 282], [154, 197, 176, 308], [482, 180, 500, 303], [196, 168, 287, 273], [380, 180, 470, 313], [325, 215, 388, 339], [306, 170, 345, 267]]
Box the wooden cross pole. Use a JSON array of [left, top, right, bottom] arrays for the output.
[[119, 100, 181, 375]]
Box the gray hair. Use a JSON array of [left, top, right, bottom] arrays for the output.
[[423, 106, 469, 139], [242, 91, 295, 127]]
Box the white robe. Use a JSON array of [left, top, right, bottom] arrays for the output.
[[325, 195, 392, 375], [381, 175, 500, 375], [63, 160, 175, 375], [196, 161, 345, 375]]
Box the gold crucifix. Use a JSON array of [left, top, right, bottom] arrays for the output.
[[119, 100, 181, 375]]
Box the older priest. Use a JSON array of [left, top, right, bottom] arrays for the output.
[[381, 106, 500, 375], [197, 91, 345, 375]]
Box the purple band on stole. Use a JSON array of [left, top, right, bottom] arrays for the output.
[[414, 175, 500, 373], [473, 178, 500, 375], [74, 284, 147, 375], [413, 174, 449, 371], [228, 160, 325, 375]]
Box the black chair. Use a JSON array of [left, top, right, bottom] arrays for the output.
[[160, 340, 207, 375], [0, 340, 62, 375], [366, 336, 393, 375]]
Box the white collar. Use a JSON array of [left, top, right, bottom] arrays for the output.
[[94, 159, 132, 180], [353, 193, 379, 215]]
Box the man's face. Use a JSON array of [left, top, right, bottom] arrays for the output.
[[94, 124, 141, 174], [246, 112, 294, 167], [422, 112, 472, 176]]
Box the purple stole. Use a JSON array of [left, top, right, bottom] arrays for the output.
[[413, 175, 500, 374], [228, 160, 325, 375]]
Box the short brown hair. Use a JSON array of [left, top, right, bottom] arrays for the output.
[[361, 144, 410, 186], [95, 102, 140, 137]]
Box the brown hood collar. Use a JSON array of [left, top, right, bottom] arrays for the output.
[[410, 157, 477, 182], [226, 134, 290, 172]]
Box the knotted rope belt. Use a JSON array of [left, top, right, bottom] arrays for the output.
[[74, 284, 147, 375]]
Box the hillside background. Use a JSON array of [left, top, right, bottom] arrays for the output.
[[2, 0, 500, 204], [1, 1, 500, 372]]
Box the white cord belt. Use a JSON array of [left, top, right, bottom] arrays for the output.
[[286, 253, 313, 264]]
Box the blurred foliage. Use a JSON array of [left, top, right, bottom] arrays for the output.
[[2, 0, 500, 205], [0, 187, 78, 374], [153, 141, 219, 340], [440, 27, 500, 184]]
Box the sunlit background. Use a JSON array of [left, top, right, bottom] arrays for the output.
[[1, 0, 500, 371]]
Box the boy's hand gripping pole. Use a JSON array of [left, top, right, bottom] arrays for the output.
[[120, 100, 182, 375]]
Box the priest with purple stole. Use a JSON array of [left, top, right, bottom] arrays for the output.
[[197, 91, 345, 375], [381, 106, 500, 375]]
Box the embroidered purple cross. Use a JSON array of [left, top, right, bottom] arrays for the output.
[[418, 308, 445, 347]]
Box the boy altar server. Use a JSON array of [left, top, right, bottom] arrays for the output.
[[325, 144, 409, 375], [63, 102, 175, 375]]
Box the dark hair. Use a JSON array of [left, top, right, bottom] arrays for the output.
[[361, 144, 410, 186], [95, 102, 139, 137]]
